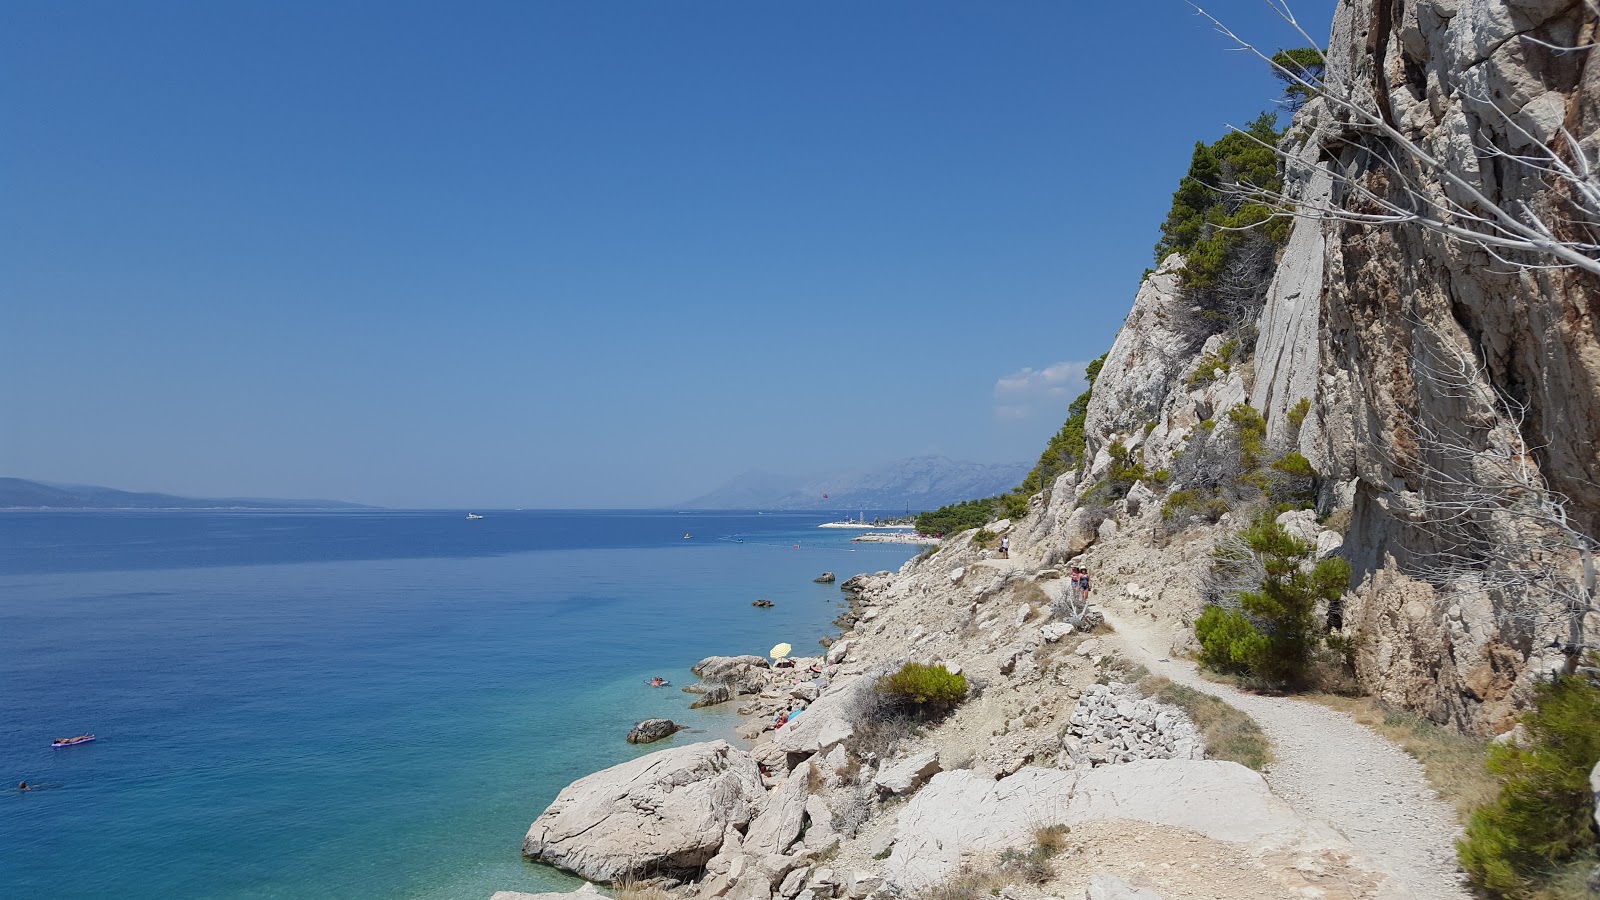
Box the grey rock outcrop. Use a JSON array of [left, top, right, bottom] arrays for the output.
[[1303, 0, 1600, 730], [522, 740, 766, 883], [626, 718, 686, 744], [690, 683, 734, 709], [872, 750, 941, 795], [885, 760, 1337, 890], [1083, 255, 1195, 468]]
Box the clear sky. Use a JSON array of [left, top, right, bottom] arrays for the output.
[[1, 1, 1333, 508]]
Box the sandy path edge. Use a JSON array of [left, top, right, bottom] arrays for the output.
[[1102, 610, 1473, 900]]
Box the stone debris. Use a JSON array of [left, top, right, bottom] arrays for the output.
[[1060, 682, 1203, 768]]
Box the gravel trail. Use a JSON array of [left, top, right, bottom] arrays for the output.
[[1105, 611, 1472, 900]]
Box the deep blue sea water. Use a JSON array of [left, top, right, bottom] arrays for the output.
[[0, 510, 920, 899]]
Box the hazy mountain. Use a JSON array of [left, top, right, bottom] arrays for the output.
[[680, 456, 1029, 511], [0, 478, 374, 510]]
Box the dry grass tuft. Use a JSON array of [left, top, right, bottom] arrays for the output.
[[1139, 675, 1273, 771], [1033, 823, 1071, 855], [1307, 694, 1493, 823]]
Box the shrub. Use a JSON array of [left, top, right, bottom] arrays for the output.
[[1187, 337, 1240, 388], [1000, 492, 1030, 521], [1272, 451, 1316, 479], [1459, 669, 1600, 896], [1195, 513, 1351, 688], [1286, 397, 1311, 430], [915, 497, 999, 536], [972, 528, 998, 549], [1162, 489, 1229, 524], [1195, 605, 1268, 675], [1227, 404, 1267, 472], [878, 663, 969, 713], [1154, 113, 1288, 288]]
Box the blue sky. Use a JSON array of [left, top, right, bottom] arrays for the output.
[[1, 1, 1333, 508]]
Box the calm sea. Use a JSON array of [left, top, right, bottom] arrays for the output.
[[0, 510, 920, 899]]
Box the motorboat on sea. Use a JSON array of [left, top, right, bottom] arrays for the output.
[[52, 735, 95, 748], [466, 513, 484, 519]]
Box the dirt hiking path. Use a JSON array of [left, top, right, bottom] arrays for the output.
[[1103, 610, 1472, 900]]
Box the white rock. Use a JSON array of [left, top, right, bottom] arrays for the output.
[[826, 640, 851, 665], [489, 887, 601, 900], [1040, 622, 1075, 642], [873, 750, 942, 795], [1075, 639, 1104, 658], [885, 760, 1334, 890], [522, 740, 766, 883], [948, 567, 965, 583], [1085, 872, 1165, 899]]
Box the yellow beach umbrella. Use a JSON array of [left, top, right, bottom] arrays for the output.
[[770, 642, 792, 660]]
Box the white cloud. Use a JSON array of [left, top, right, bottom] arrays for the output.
[[992, 360, 1090, 421]]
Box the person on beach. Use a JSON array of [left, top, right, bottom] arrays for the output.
[[773, 710, 790, 729], [1000, 536, 1009, 559]]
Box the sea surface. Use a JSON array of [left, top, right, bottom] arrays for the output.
[[0, 510, 921, 899]]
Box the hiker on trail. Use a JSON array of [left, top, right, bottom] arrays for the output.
[[1079, 568, 1092, 603], [999, 536, 1009, 559]]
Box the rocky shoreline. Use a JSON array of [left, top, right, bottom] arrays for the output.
[[492, 507, 1417, 900]]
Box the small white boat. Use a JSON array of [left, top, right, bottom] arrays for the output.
[[466, 513, 484, 520]]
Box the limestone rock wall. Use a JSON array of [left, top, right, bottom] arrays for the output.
[[1310, 0, 1600, 730]]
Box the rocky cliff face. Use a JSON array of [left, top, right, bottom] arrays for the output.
[[1057, 0, 1600, 732], [1314, 0, 1600, 729]]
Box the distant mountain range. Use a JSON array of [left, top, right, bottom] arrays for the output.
[[680, 455, 1030, 511], [0, 478, 373, 510]]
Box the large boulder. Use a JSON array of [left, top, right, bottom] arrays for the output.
[[873, 750, 941, 795], [885, 760, 1338, 890], [743, 766, 811, 856], [626, 719, 686, 744], [692, 655, 773, 693], [772, 676, 873, 757], [523, 740, 766, 883]]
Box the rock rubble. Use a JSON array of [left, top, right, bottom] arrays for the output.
[[1059, 682, 1203, 768]]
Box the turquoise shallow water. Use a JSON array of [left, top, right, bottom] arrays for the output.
[[0, 510, 919, 898]]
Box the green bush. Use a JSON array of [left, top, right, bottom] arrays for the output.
[[1272, 451, 1317, 479], [1195, 605, 1268, 674], [1227, 404, 1268, 471], [1195, 513, 1351, 688], [1162, 489, 1228, 523], [1000, 492, 1030, 521], [1187, 337, 1240, 388], [1153, 113, 1288, 288], [1286, 397, 1311, 430], [1459, 668, 1600, 896], [915, 497, 998, 536], [878, 663, 969, 713]]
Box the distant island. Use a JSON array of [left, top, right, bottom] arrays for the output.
[[678, 455, 1029, 511], [0, 478, 373, 510]]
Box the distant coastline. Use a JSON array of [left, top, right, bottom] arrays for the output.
[[0, 477, 372, 511]]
